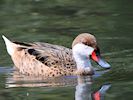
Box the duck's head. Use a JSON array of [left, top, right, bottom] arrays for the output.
[[72, 33, 110, 75]]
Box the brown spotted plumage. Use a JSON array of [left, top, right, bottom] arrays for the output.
[[11, 42, 76, 77], [2, 33, 110, 77]]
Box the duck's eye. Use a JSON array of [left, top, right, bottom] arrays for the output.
[[83, 42, 91, 47], [83, 42, 88, 45]]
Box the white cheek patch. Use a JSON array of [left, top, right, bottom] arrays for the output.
[[72, 43, 94, 69], [85, 46, 94, 55], [73, 43, 94, 56]]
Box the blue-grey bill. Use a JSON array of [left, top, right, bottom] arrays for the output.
[[98, 59, 111, 69]]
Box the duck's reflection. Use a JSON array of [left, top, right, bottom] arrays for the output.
[[75, 76, 111, 100], [6, 70, 111, 100], [75, 76, 92, 100]]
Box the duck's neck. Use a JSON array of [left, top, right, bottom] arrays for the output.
[[74, 55, 92, 70]]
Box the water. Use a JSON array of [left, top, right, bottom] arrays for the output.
[[0, 0, 133, 100]]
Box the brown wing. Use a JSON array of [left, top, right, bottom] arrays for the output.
[[13, 41, 76, 69], [26, 42, 76, 68], [10, 40, 77, 77]]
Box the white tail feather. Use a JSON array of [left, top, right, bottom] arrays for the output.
[[2, 35, 15, 56]]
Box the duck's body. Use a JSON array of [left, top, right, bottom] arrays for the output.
[[2, 33, 110, 77], [4, 41, 76, 77]]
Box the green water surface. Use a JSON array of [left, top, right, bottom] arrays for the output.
[[0, 0, 133, 100]]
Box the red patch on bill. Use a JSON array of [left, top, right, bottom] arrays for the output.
[[93, 91, 101, 100], [91, 51, 99, 62]]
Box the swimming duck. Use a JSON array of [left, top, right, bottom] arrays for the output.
[[2, 33, 110, 77]]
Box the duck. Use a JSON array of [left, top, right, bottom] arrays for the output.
[[2, 33, 110, 77]]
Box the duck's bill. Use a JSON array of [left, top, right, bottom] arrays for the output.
[[91, 48, 111, 69]]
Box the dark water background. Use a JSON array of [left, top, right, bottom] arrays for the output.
[[0, 0, 133, 100]]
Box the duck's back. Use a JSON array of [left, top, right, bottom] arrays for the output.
[[11, 42, 76, 77]]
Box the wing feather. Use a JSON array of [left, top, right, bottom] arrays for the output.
[[23, 42, 76, 68]]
